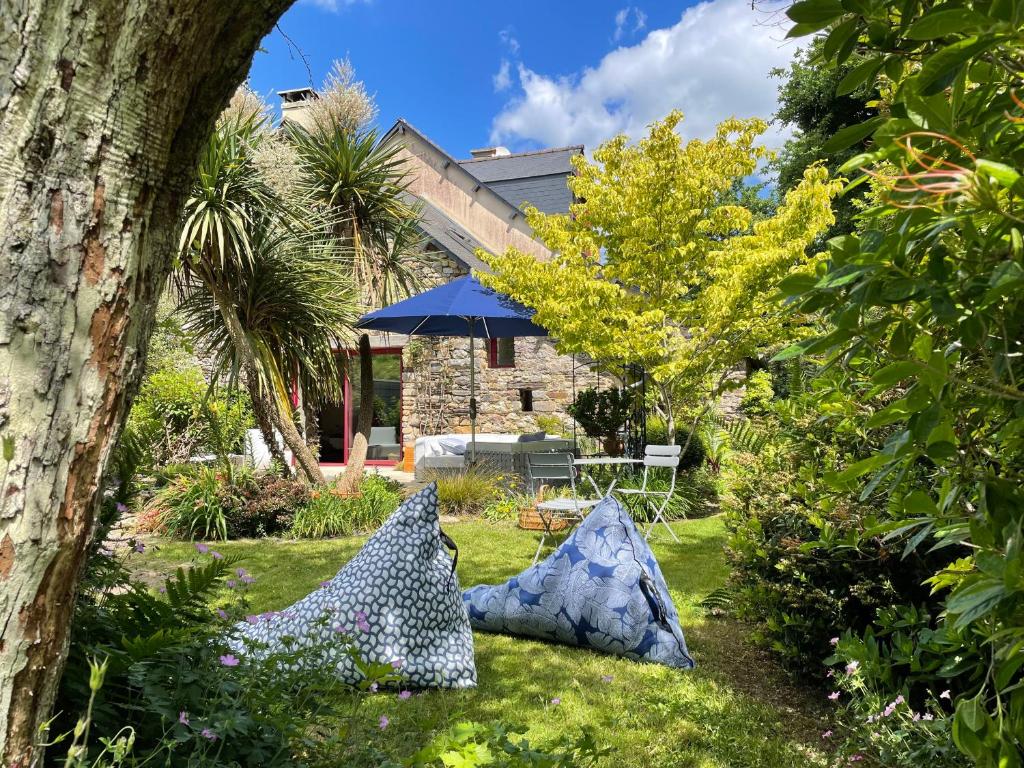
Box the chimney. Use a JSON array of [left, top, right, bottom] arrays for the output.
[[469, 146, 511, 159], [278, 87, 317, 130]]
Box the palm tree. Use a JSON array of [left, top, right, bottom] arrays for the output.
[[177, 104, 352, 484], [287, 116, 422, 492]]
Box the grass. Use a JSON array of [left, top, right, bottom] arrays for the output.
[[136, 516, 829, 767]]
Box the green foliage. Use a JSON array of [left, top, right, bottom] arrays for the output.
[[534, 414, 564, 435], [567, 388, 633, 445], [151, 466, 241, 541], [779, 1, 1024, 762], [739, 370, 774, 416], [227, 474, 311, 538], [399, 721, 610, 768], [645, 416, 706, 470], [127, 362, 252, 468], [290, 474, 402, 538], [771, 37, 878, 238], [53, 542, 393, 766], [427, 465, 504, 517], [481, 111, 842, 429]]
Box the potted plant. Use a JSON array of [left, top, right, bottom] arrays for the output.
[[566, 387, 633, 457]]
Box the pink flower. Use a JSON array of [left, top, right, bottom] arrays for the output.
[[883, 704, 896, 717], [845, 661, 860, 674], [894, 695, 905, 705], [216, 608, 228, 620], [333, 624, 350, 634], [390, 658, 403, 669], [219, 654, 239, 667], [550, 697, 561, 705], [912, 712, 921, 722], [849, 755, 863, 763], [369, 682, 379, 693], [241, 575, 255, 584], [201, 728, 217, 741], [246, 615, 260, 624], [398, 690, 412, 700], [922, 713, 934, 721], [211, 551, 223, 560], [828, 691, 840, 701], [355, 610, 370, 633], [378, 715, 389, 730], [158, 586, 167, 593], [195, 543, 209, 554], [133, 542, 145, 554], [320, 580, 331, 588], [939, 689, 951, 700], [116, 502, 128, 513], [226, 580, 237, 589], [826, 669, 834, 678], [829, 637, 839, 646], [236, 568, 247, 577], [179, 711, 189, 725], [821, 730, 832, 739]]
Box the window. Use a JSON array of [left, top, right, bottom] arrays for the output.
[[489, 337, 515, 368], [519, 388, 534, 412]]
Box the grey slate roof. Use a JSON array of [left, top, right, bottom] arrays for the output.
[[404, 193, 490, 272], [459, 146, 582, 214]]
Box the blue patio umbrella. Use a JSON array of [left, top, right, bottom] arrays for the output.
[[355, 273, 547, 462]]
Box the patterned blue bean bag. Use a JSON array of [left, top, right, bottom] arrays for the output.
[[230, 484, 476, 688], [463, 496, 694, 669]]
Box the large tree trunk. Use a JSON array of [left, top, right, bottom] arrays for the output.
[[337, 334, 374, 494], [0, 2, 293, 764]]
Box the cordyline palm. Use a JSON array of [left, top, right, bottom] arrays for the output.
[[287, 116, 422, 492], [178, 107, 351, 484]]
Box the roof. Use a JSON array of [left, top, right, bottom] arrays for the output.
[[404, 193, 490, 272], [459, 146, 581, 214], [458, 145, 583, 182]]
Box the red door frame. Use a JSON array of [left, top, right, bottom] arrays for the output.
[[319, 346, 403, 467]]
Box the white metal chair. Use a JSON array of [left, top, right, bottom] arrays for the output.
[[525, 452, 602, 564], [615, 445, 681, 542]]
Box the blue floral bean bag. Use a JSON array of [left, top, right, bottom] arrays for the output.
[[463, 496, 694, 669], [231, 483, 476, 688]]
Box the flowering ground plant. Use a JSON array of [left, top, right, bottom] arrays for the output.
[[50, 541, 398, 766]]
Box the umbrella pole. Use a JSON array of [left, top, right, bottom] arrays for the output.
[[468, 324, 477, 464]]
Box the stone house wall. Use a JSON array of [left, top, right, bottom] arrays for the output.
[[384, 248, 579, 446]]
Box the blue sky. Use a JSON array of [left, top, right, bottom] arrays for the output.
[[248, 0, 796, 159]]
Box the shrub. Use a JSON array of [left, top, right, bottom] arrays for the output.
[[227, 474, 311, 538], [567, 387, 634, 455], [290, 474, 401, 539], [645, 416, 706, 471], [127, 362, 253, 469], [148, 466, 255, 541], [739, 370, 773, 416], [427, 465, 503, 516]]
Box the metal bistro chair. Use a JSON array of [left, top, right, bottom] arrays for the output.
[[525, 451, 602, 565], [615, 445, 682, 542]]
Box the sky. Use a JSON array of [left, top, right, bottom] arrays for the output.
[[248, 0, 799, 160]]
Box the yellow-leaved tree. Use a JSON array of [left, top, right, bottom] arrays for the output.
[[480, 111, 843, 438]]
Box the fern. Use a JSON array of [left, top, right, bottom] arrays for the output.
[[699, 587, 735, 612], [710, 414, 769, 454]]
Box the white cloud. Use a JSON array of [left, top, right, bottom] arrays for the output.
[[499, 27, 520, 55], [491, 0, 796, 153], [614, 6, 647, 41], [302, 0, 368, 11], [493, 59, 512, 92]]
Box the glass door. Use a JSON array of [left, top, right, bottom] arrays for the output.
[[345, 350, 402, 464]]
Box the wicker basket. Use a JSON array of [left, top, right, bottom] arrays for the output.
[[517, 486, 570, 532]]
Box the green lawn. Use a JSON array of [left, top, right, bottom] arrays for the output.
[[136, 516, 828, 767]]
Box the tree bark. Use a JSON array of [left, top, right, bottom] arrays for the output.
[[246, 374, 289, 475], [337, 334, 373, 494], [0, 1, 293, 764]]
